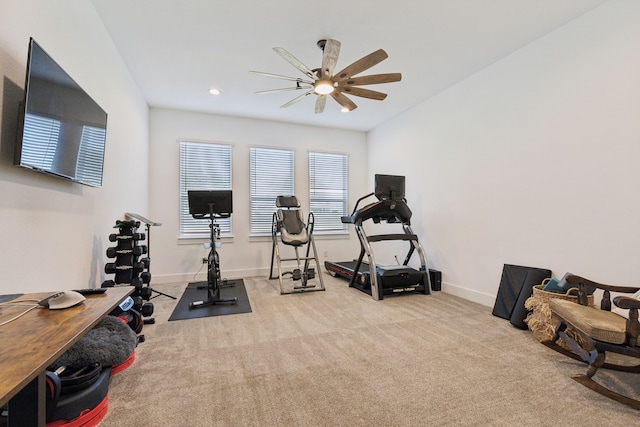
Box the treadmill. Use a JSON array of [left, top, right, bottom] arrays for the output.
[[325, 174, 431, 300]]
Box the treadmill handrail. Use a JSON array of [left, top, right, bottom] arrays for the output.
[[342, 193, 375, 223], [351, 192, 375, 215], [341, 215, 355, 224]]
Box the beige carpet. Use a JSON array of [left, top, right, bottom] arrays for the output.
[[99, 275, 639, 426]]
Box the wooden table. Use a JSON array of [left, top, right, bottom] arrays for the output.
[[0, 287, 133, 426]]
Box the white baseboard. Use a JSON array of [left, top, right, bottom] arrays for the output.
[[441, 281, 495, 308]]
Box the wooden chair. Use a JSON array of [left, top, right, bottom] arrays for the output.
[[543, 274, 640, 409]]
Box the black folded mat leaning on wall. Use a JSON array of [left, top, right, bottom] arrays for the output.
[[492, 264, 552, 329]]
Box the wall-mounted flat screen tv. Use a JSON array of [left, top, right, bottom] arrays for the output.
[[14, 38, 107, 187]]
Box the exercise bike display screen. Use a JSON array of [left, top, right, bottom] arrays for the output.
[[188, 190, 233, 218]]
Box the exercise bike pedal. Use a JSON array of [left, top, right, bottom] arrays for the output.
[[189, 300, 205, 308], [211, 297, 238, 305], [220, 279, 236, 288], [189, 297, 238, 309], [292, 269, 302, 281]]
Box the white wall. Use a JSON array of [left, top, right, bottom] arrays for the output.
[[4, 1, 636, 305], [368, 0, 640, 306], [148, 108, 367, 283], [0, 1, 149, 294]]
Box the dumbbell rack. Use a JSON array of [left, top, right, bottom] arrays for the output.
[[102, 219, 155, 325]]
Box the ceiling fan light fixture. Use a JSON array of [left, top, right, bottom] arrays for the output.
[[313, 80, 334, 95]]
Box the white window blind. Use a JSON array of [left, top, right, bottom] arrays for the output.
[[250, 147, 294, 234], [75, 125, 106, 187], [179, 141, 232, 236], [309, 152, 348, 232]]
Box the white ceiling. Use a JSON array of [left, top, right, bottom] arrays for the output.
[[91, 0, 608, 132]]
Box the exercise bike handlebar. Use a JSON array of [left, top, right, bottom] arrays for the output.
[[191, 202, 231, 220], [191, 212, 231, 220]]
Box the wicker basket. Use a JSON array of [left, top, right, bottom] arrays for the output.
[[525, 281, 594, 344]]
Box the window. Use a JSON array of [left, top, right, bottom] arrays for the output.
[[250, 147, 294, 235], [309, 152, 348, 233], [179, 141, 232, 236]]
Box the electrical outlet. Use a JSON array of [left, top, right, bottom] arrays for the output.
[[202, 258, 208, 264]]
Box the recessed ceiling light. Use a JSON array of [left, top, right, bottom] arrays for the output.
[[209, 88, 221, 95]]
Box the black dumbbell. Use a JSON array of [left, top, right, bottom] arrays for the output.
[[106, 246, 147, 258], [141, 302, 154, 317], [130, 276, 143, 288], [133, 286, 152, 300], [104, 262, 145, 275], [115, 220, 139, 229], [131, 296, 144, 308], [108, 233, 145, 242]]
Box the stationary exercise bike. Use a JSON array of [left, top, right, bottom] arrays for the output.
[[187, 190, 237, 309]]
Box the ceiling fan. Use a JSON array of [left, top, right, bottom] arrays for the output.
[[249, 39, 402, 114]]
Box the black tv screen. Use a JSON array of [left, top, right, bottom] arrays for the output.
[[14, 38, 107, 187]]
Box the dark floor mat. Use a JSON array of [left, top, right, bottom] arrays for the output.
[[168, 279, 252, 321]]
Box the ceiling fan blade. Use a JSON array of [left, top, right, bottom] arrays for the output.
[[339, 86, 387, 101], [337, 73, 402, 87], [273, 47, 317, 80], [255, 86, 310, 95], [320, 39, 341, 80], [315, 95, 327, 114], [333, 49, 388, 81], [330, 91, 358, 111], [249, 70, 313, 84], [280, 90, 314, 108]]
